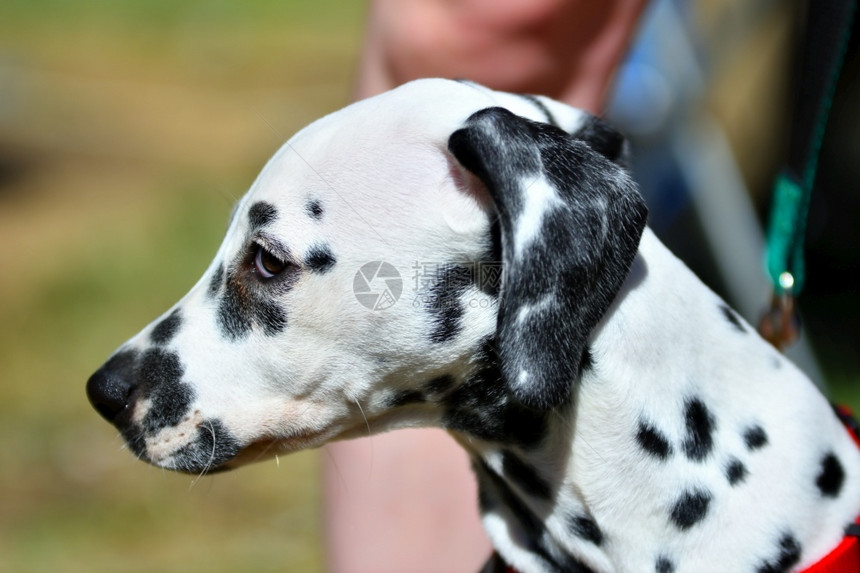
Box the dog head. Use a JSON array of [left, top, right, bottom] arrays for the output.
[[86, 79, 646, 474]]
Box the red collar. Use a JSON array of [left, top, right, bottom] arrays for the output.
[[804, 521, 860, 572], [802, 406, 860, 572]]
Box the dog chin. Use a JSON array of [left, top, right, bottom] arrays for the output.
[[134, 424, 341, 474], [207, 430, 336, 471], [126, 417, 243, 474], [155, 457, 235, 475]]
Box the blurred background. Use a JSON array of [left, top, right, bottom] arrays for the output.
[[0, 1, 858, 572]]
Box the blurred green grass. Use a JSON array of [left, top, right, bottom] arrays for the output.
[[2, 0, 358, 23], [0, 1, 364, 571]]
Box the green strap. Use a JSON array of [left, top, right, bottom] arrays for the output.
[[765, 171, 809, 293], [764, 1, 855, 295]]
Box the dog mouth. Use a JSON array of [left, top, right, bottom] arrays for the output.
[[116, 393, 359, 474], [109, 392, 347, 474], [121, 416, 243, 475], [136, 426, 338, 474]]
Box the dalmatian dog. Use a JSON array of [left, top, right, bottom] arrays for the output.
[[87, 78, 860, 572]]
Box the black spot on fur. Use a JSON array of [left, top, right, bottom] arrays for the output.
[[637, 421, 673, 460], [518, 94, 560, 127], [670, 489, 711, 530], [125, 429, 147, 459], [726, 458, 748, 486], [424, 264, 473, 343], [146, 381, 195, 433], [424, 374, 455, 396], [136, 348, 194, 434], [816, 452, 845, 498], [473, 461, 594, 572], [720, 303, 746, 333], [138, 348, 183, 390], [744, 425, 769, 451], [171, 418, 241, 474], [442, 339, 549, 448], [305, 244, 336, 273], [248, 201, 278, 230], [757, 532, 802, 573], [305, 199, 324, 220], [569, 515, 603, 546], [217, 266, 289, 340], [257, 300, 288, 335], [655, 556, 675, 573], [218, 271, 253, 339], [386, 389, 426, 408], [683, 398, 715, 462], [208, 263, 224, 298], [150, 309, 182, 346], [579, 346, 595, 375], [502, 450, 551, 499]]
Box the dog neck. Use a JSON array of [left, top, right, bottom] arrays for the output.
[[444, 228, 811, 571]]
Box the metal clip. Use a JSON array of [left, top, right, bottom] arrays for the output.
[[758, 273, 801, 350]]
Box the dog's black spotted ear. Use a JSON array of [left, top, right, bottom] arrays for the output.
[[448, 107, 647, 410]]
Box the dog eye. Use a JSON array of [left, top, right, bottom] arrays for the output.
[[253, 245, 288, 278]]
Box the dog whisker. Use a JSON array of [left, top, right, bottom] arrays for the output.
[[188, 420, 218, 490], [354, 399, 371, 438], [352, 398, 376, 476]]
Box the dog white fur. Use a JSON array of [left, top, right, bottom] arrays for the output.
[[88, 79, 860, 572]]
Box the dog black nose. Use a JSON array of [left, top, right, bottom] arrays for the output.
[[86, 350, 138, 422]]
